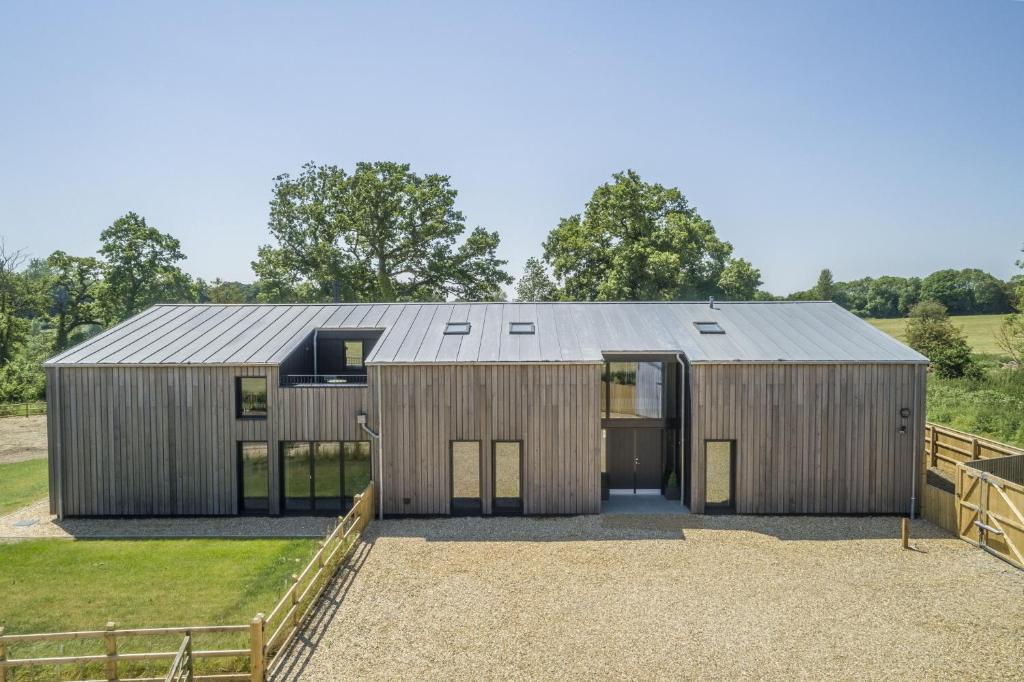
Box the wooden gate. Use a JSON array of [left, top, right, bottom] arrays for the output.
[[956, 455, 1024, 570]]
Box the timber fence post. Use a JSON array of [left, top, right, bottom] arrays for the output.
[[0, 625, 7, 682], [250, 615, 265, 682], [104, 621, 118, 681], [901, 518, 910, 550], [291, 574, 300, 627]]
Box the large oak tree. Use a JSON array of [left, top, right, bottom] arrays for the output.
[[541, 170, 758, 301], [253, 161, 512, 302]]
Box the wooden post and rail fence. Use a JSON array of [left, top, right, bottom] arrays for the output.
[[921, 422, 1024, 570], [0, 481, 375, 682]]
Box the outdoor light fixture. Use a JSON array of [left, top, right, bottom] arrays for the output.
[[900, 407, 911, 418]]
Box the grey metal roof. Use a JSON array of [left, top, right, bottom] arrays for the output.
[[44, 301, 928, 366]]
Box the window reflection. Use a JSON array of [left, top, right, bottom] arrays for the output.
[[604, 361, 663, 419]]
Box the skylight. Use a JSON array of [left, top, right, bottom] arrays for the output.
[[444, 321, 471, 335], [694, 321, 725, 334], [509, 322, 535, 335]]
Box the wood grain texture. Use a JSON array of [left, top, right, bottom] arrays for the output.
[[689, 363, 927, 514], [47, 366, 376, 517], [376, 364, 602, 516]]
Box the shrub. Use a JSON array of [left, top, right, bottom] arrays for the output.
[[906, 300, 983, 379]]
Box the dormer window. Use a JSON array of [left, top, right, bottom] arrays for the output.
[[444, 321, 471, 335], [694, 321, 724, 334], [509, 322, 535, 335]]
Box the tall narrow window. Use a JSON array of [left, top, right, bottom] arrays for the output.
[[236, 377, 268, 418], [705, 440, 735, 512], [344, 340, 365, 369], [493, 441, 522, 515], [238, 442, 269, 513], [450, 441, 482, 516]]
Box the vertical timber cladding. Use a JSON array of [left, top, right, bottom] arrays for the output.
[[689, 363, 928, 514], [48, 365, 375, 517], [377, 363, 603, 515]]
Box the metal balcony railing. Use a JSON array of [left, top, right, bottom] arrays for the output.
[[281, 373, 368, 387]]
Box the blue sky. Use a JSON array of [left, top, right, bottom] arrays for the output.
[[1, 1, 1021, 295]]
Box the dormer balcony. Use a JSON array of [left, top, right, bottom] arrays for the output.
[[279, 328, 381, 388]]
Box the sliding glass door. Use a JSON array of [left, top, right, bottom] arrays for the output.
[[281, 440, 371, 513]]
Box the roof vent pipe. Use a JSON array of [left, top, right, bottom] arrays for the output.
[[708, 296, 715, 309]]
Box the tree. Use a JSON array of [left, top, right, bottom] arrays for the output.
[[253, 161, 512, 303], [541, 170, 741, 301], [996, 314, 1024, 367], [718, 258, 762, 300], [906, 300, 982, 379], [97, 212, 191, 323], [515, 257, 560, 301], [920, 268, 1009, 315], [813, 269, 835, 301], [44, 251, 103, 351], [0, 240, 30, 365], [997, 244, 1024, 368], [196, 278, 259, 304]]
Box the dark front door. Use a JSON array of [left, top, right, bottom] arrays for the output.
[[606, 428, 663, 493]]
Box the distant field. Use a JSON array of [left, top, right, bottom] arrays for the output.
[[867, 313, 1007, 355]]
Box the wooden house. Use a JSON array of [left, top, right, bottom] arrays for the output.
[[43, 301, 927, 518]]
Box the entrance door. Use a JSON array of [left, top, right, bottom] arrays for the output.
[[606, 428, 663, 493], [281, 441, 343, 513]]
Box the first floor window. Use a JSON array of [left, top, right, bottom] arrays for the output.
[[603, 361, 663, 419], [237, 377, 268, 418], [238, 442, 269, 513], [344, 340, 365, 370]]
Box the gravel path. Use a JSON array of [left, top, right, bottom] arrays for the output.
[[0, 499, 335, 540], [0, 415, 47, 463], [273, 514, 1024, 681]]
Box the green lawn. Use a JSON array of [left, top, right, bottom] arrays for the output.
[[867, 313, 1008, 356], [0, 458, 49, 515], [0, 537, 316, 680]]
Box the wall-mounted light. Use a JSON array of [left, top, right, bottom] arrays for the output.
[[900, 407, 911, 419]]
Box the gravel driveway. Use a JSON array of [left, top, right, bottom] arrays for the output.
[[273, 514, 1023, 681]]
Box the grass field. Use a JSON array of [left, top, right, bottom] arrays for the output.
[[0, 458, 49, 515], [867, 313, 1007, 355], [0, 537, 316, 680]]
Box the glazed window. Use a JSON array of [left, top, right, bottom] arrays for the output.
[[236, 377, 268, 418]]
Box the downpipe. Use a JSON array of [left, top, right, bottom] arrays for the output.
[[909, 426, 917, 520], [356, 412, 383, 520]]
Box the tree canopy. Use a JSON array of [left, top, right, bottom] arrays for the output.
[[97, 212, 191, 323], [514, 257, 561, 301], [920, 268, 1010, 316], [541, 170, 758, 301], [253, 161, 512, 303]]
